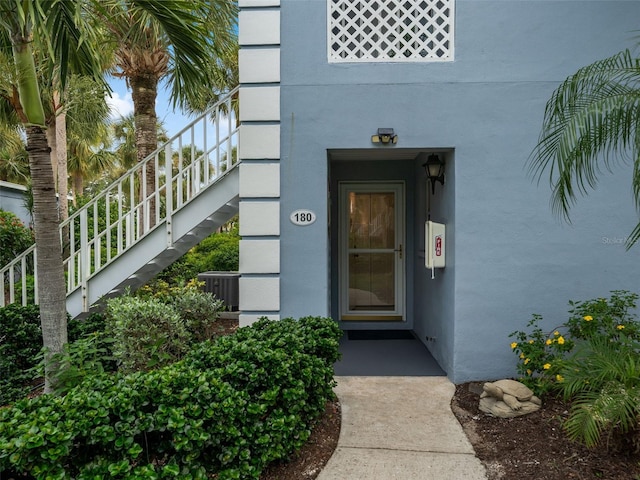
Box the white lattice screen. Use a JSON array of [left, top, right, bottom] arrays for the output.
[[328, 0, 454, 63]]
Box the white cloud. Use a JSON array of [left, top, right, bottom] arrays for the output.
[[106, 91, 134, 120]]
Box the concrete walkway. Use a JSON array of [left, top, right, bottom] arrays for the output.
[[317, 377, 488, 480]]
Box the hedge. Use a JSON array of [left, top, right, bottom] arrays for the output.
[[0, 304, 42, 405], [0, 316, 342, 479]]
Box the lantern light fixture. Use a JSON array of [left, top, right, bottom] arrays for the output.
[[422, 153, 445, 194]]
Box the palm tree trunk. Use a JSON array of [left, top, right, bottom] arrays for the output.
[[130, 75, 158, 231], [26, 125, 68, 394], [13, 35, 67, 393], [73, 171, 84, 203], [45, 122, 58, 207], [54, 94, 70, 255], [54, 91, 69, 224], [46, 93, 69, 224]]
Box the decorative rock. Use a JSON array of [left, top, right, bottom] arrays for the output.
[[478, 379, 541, 418]]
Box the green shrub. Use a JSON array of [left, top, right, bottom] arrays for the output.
[[154, 226, 239, 286], [166, 286, 225, 342], [0, 209, 33, 267], [0, 210, 35, 304], [509, 314, 574, 394], [68, 312, 108, 342], [565, 290, 640, 342], [134, 277, 174, 299], [13, 273, 36, 305], [26, 313, 114, 398], [45, 333, 116, 396], [0, 304, 42, 405], [136, 281, 226, 342], [83, 285, 227, 377], [559, 291, 640, 451], [511, 290, 640, 451], [37, 312, 116, 396], [0, 316, 342, 479], [560, 336, 640, 451], [183, 224, 239, 273], [105, 295, 189, 373]]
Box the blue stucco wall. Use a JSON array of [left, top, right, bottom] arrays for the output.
[[280, 0, 640, 382], [0, 182, 31, 228]]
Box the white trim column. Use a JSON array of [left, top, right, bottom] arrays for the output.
[[238, 0, 281, 326]]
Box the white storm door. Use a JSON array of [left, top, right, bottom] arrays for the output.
[[339, 183, 405, 321]]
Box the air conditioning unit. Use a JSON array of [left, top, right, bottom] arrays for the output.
[[197, 271, 240, 311]]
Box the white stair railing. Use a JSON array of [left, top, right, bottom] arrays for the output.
[[0, 246, 37, 307], [2, 86, 239, 309]]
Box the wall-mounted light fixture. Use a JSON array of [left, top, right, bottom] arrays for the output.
[[422, 153, 445, 194], [371, 128, 398, 145]]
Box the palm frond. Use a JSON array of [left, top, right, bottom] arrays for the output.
[[559, 335, 640, 449], [91, 0, 237, 115], [40, 0, 104, 88], [0, 122, 28, 182], [564, 395, 607, 447], [561, 336, 639, 396], [528, 49, 640, 226], [65, 75, 111, 135], [0, 29, 14, 91], [564, 383, 640, 447]]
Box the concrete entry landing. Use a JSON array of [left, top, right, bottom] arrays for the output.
[[317, 377, 488, 480]]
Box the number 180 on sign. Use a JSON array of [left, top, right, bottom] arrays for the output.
[[290, 209, 316, 226]]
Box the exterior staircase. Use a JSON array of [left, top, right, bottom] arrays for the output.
[[1, 87, 240, 318]]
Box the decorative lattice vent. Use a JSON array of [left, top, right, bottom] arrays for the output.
[[328, 0, 454, 63]]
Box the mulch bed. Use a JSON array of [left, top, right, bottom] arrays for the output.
[[451, 382, 640, 480]]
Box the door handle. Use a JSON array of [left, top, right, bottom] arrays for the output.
[[394, 244, 403, 259]]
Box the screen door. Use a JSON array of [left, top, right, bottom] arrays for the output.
[[339, 183, 405, 321]]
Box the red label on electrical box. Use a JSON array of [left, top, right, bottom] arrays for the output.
[[435, 236, 442, 256]]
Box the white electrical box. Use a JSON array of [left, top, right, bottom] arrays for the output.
[[426, 221, 446, 269]]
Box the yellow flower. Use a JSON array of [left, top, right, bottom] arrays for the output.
[[510, 342, 518, 350], [583, 315, 593, 322], [528, 339, 534, 344], [556, 374, 564, 382], [545, 339, 553, 345], [557, 336, 565, 345], [617, 324, 625, 330], [554, 331, 560, 336], [519, 353, 525, 359], [526, 369, 532, 375], [524, 358, 530, 365], [543, 363, 551, 370]]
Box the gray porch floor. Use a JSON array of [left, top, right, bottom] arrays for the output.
[[334, 331, 445, 376]]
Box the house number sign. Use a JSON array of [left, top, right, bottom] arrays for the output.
[[290, 209, 316, 226]]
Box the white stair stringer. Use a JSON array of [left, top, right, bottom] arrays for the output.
[[65, 168, 239, 318]]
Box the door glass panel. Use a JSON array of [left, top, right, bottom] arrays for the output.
[[348, 192, 395, 249], [348, 252, 395, 310], [347, 191, 396, 312]]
